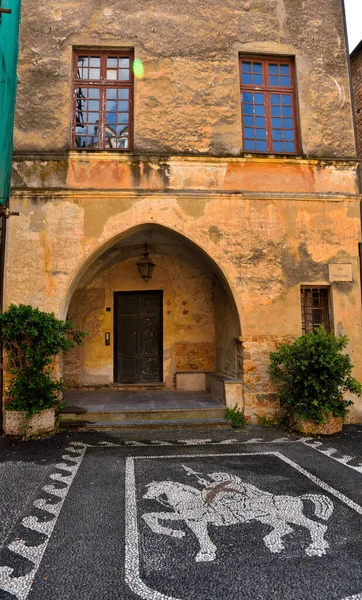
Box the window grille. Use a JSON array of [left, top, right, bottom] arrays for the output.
[[301, 288, 331, 334]]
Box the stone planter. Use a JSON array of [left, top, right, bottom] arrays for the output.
[[3, 407, 55, 436], [291, 415, 343, 436]]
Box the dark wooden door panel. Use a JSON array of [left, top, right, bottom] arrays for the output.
[[114, 291, 162, 383], [118, 317, 138, 354]]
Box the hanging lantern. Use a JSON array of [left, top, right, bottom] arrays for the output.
[[136, 243, 156, 282]]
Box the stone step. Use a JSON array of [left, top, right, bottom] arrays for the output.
[[67, 383, 165, 392], [59, 417, 231, 430], [59, 407, 226, 423]]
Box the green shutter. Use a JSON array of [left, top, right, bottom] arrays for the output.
[[0, 0, 21, 206]]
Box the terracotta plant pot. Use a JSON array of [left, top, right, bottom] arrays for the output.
[[291, 415, 343, 436], [3, 407, 55, 436]]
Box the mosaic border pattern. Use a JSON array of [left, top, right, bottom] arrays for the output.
[[0, 443, 87, 600]]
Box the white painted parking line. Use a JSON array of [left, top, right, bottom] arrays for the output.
[[125, 451, 362, 600]]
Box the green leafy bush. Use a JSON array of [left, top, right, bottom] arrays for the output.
[[269, 326, 361, 424], [226, 404, 246, 428], [0, 304, 85, 418]]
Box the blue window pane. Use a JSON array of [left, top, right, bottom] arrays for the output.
[[89, 100, 100, 110], [273, 142, 283, 152], [284, 130, 295, 141], [78, 56, 88, 67], [271, 106, 281, 116], [282, 95, 292, 105], [256, 129, 266, 140], [253, 63, 262, 73], [269, 75, 279, 86], [255, 105, 265, 116], [89, 88, 100, 99], [280, 76, 291, 87], [118, 89, 129, 99], [244, 116, 254, 126], [106, 89, 117, 100], [256, 117, 266, 127], [269, 64, 279, 74], [244, 140, 255, 151], [118, 114, 129, 123], [254, 93, 264, 103], [282, 106, 293, 117], [244, 104, 253, 114], [106, 101, 116, 111], [243, 92, 253, 102], [285, 142, 295, 152], [253, 74, 263, 85], [280, 65, 290, 75], [272, 130, 282, 141], [117, 101, 129, 111], [271, 94, 280, 104], [244, 128, 254, 139], [256, 140, 267, 151], [117, 124, 128, 135], [242, 62, 251, 72], [106, 113, 117, 124], [272, 118, 282, 128], [284, 118, 293, 128], [242, 73, 252, 84]]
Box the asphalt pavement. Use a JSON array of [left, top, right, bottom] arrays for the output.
[[0, 425, 362, 600]]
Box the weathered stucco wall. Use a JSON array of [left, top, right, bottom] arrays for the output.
[[6, 156, 362, 419], [14, 0, 355, 157], [213, 277, 241, 378], [64, 253, 216, 388]]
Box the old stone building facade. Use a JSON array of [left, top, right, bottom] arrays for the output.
[[6, 0, 362, 421], [351, 41, 362, 174]]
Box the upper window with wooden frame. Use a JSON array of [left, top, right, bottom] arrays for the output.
[[240, 56, 298, 154], [72, 50, 133, 150]]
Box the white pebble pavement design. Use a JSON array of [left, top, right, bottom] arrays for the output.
[[0, 443, 87, 600]]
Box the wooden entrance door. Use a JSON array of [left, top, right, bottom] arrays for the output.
[[114, 291, 163, 383]]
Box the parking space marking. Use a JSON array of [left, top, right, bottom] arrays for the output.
[[125, 451, 362, 600]]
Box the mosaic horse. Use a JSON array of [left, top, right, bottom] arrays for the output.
[[142, 470, 334, 562]]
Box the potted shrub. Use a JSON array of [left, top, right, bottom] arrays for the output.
[[269, 326, 361, 435], [0, 304, 85, 436]]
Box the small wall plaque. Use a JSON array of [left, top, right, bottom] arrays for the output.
[[329, 264, 353, 282]]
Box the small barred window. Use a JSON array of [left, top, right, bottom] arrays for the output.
[[301, 288, 331, 334]]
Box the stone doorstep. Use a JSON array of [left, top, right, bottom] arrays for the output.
[[58, 407, 227, 423], [59, 417, 231, 431], [66, 383, 165, 391]]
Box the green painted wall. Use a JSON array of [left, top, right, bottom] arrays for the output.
[[0, 0, 21, 206]]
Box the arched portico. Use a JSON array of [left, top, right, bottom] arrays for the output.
[[63, 224, 242, 396]]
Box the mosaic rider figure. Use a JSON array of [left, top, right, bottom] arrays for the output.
[[142, 466, 334, 562]]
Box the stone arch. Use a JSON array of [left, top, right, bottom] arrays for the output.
[[62, 223, 242, 388]]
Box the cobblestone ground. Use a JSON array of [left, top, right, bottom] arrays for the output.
[[1, 425, 362, 600]]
